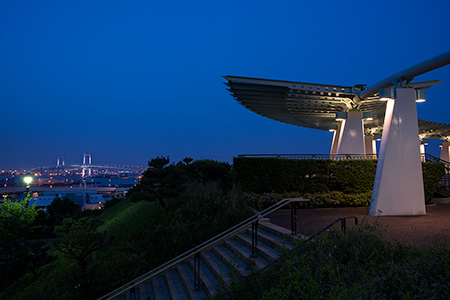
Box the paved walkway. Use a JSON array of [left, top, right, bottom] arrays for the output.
[[268, 204, 450, 247]]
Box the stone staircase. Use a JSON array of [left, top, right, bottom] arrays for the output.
[[112, 220, 304, 300]]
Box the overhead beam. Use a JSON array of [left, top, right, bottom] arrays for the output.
[[359, 50, 450, 100]]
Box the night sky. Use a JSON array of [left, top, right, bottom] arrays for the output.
[[1, 0, 449, 170]]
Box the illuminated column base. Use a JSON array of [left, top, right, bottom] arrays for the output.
[[441, 141, 450, 162], [370, 88, 425, 216], [330, 123, 342, 156], [336, 111, 365, 155], [364, 135, 377, 157]]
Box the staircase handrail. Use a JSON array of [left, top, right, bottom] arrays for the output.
[[424, 153, 450, 168], [307, 216, 359, 241], [98, 197, 307, 300]]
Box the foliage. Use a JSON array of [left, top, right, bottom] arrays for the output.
[[233, 157, 377, 194], [3, 157, 250, 299], [219, 226, 450, 299], [128, 157, 233, 207], [422, 162, 446, 203], [46, 197, 81, 226], [0, 197, 39, 252], [127, 156, 188, 207], [333, 159, 377, 193], [0, 196, 49, 287], [92, 183, 252, 297], [235, 158, 444, 208], [53, 217, 113, 299], [186, 159, 233, 191], [102, 196, 123, 210], [245, 191, 372, 210]]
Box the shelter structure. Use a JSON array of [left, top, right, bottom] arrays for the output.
[[224, 51, 450, 216]]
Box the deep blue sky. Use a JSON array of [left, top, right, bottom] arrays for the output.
[[1, 0, 449, 170]]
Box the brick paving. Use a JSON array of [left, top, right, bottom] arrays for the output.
[[268, 204, 450, 247]]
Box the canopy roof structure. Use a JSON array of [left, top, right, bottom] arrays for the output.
[[224, 75, 450, 140]]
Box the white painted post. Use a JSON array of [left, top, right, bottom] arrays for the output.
[[369, 88, 425, 216], [336, 111, 365, 155]]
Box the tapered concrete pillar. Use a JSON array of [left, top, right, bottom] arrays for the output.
[[441, 141, 450, 162], [336, 111, 365, 155], [364, 135, 377, 157], [330, 123, 342, 156], [370, 88, 425, 216]]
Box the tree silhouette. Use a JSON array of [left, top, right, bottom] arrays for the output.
[[53, 217, 112, 299]]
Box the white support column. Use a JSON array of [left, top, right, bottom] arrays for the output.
[[441, 141, 450, 162], [370, 88, 425, 216], [364, 135, 377, 157], [420, 143, 426, 163], [330, 123, 342, 156], [336, 111, 365, 155]]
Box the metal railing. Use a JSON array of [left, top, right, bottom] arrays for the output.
[[238, 154, 378, 160], [98, 197, 308, 300], [425, 153, 450, 197], [307, 216, 359, 241], [425, 153, 450, 169]]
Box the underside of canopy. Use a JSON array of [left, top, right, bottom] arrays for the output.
[[224, 75, 450, 140]]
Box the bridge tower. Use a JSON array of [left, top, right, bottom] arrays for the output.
[[56, 153, 65, 175], [82, 151, 92, 178]]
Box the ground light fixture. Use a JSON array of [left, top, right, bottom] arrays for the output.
[[23, 172, 33, 195]]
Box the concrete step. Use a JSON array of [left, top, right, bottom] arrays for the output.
[[139, 282, 154, 300], [212, 245, 250, 277], [248, 227, 294, 252], [200, 251, 231, 289], [176, 263, 208, 300], [235, 233, 280, 262], [165, 269, 189, 300], [224, 239, 268, 271], [111, 221, 300, 300], [188, 257, 220, 299], [259, 221, 307, 243], [152, 276, 171, 300]]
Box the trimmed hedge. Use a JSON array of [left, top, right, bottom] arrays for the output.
[[234, 157, 445, 205], [233, 157, 377, 194], [245, 191, 372, 210], [422, 162, 446, 203]]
